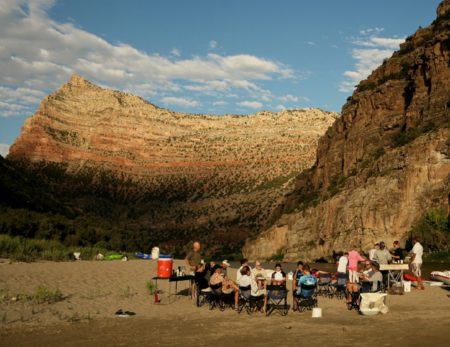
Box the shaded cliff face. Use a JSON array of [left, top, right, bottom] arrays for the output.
[[244, 1, 450, 262], [7, 76, 336, 256]]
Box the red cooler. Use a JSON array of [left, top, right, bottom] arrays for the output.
[[157, 255, 173, 278]]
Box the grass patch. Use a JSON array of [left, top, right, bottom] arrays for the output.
[[0, 234, 132, 262], [408, 208, 449, 252], [34, 286, 64, 304], [393, 122, 437, 147], [146, 280, 156, 295]]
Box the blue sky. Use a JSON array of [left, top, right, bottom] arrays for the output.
[[0, 0, 442, 156]]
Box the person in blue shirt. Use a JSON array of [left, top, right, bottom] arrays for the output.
[[297, 264, 317, 298]]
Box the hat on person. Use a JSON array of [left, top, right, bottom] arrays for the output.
[[222, 260, 230, 267]]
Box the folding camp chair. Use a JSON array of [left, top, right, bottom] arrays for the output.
[[333, 273, 347, 299], [293, 282, 317, 312], [265, 284, 288, 316], [317, 272, 334, 298]]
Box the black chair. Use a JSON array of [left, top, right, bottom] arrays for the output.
[[317, 273, 334, 298], [209, 283, 234, 311], [333, 273, 347, 299], [265, 284, 288, 316], [293, 283, 317, 312]]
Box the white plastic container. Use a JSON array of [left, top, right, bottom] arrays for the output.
[[151, 247, 160, 260], [312, 307, 322, 318], [403, 281, 411, 293]]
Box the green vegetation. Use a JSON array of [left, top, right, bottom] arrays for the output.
[[34, 286, 64, 304], [146, 280, 156, 295], [327, 174, 347, 197], [267, 249, 284, 262], [0, 234, 116, 262], [408, 208, 449, 252], [392, 121, 437, 147]]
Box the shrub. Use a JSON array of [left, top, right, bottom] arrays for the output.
[[408, 208, 449, 251]]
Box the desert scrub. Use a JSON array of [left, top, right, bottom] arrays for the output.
[[34, 286, 64, 304], [146, 280, 156, 295]]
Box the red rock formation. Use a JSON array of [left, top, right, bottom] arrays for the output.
[[244, 0, 450, 261]]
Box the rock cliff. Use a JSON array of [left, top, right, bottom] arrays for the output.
[[244, 0, 450, 261], [7, 76, 336, 256]]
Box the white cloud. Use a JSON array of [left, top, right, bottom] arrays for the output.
[[212, 100, 227, 106], [237, 101, 263, 109], [0, 1, 295, 116], [279, 94, 298, 103], [307, 41, 316, 46], [209, 40, 217, 49], [339, 29, 405, 93], [276, 104, 286, 111], [170, 48, 181, 57], [161, 96, 200, 108], [0, 143, 10, 157]]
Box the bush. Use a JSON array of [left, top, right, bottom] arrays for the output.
[[408, 208, 449, 251]]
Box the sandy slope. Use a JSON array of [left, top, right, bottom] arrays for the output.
[[0, 259, 449, 347]]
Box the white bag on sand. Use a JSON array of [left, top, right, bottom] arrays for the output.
[[359, 293, 388, 316], [73, 252, 81, 260]]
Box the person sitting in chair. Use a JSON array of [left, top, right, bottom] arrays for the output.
[[271, 263, 286, 285], [297, 264, 317, 297], [210, 264, 239, 309], [360, 262, 383, 292]]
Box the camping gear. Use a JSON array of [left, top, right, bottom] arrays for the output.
[[359, 293, 388, 316], [134, 252, 152, 260], [151, 247, 160, 259], [312, 307, 322, 318], [105, 253, 124, 261], [403, 281, 411, 292], [430, 271, 450, 285], [157, 255, 173, 278]]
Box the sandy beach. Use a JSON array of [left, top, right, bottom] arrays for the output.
[[1, 259, 449, 347]]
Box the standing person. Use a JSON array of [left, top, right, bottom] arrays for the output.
[[410, 237, 424, 290], [373, 241, 392, 265], [185, 241, 202, 299], [337, 252, 348, 275], [368, 243, 380, 261], [391, 241, 404, 262], [348, 246, 365, 283], [185, 241, 202, 274]]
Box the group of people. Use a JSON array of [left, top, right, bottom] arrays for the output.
[[184, 241, 317, 312], [336, 236, 425, 296], [183, 237, 425, 311]]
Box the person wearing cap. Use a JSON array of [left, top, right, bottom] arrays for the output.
[[221, 260, 230, 277], [373, 241, 392, 265], [210, 264, 239, 309]]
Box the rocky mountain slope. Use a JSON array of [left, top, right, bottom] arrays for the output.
[[244, 0, 450, 262], [6, 76, 336, 256]]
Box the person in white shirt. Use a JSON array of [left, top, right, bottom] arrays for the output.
[[410, 236, 424, 290], [236, 258, 252, 282], [337, 252, 348, 274], [368, 243, 379, 261]]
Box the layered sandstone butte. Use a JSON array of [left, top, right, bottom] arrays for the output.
[[7, 75, 336, 254], [244, 0, 450, 261]]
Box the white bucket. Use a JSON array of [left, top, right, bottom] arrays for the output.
[[151, 247, 160, 260], [312, 307, 322, 318], [403, 281, 411, 293]]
